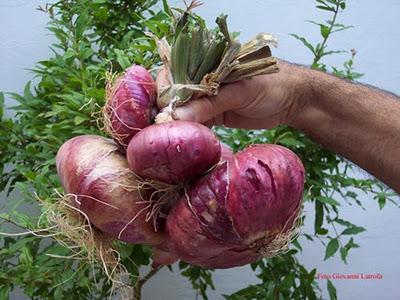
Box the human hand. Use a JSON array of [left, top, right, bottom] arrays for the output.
[[156, 60, 310, 129]]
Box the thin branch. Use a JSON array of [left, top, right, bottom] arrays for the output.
[[313, 2, 342, 65], [141, 266, 162, 284], [133, 266, 163, 300], [0, 215, 31, 231]]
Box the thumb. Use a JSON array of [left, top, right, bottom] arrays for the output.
[[173, 82, 243, 123]]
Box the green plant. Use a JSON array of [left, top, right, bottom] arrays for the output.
[[0, 1, 170, 298], [0, 0, 397, 299]]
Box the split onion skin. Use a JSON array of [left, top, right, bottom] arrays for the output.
[[56, 135, 165, 246], [126, 120, 221, 184], [105, 65, 157, 148], [220, 143, 234, 163], [166, 144, 305, 268]]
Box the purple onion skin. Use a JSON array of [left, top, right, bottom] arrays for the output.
[[56, 135, 165, 246], [56, 135, 112, 194], [166, 144, 305, 269], [166, 196, 260, 268], [106, 65, 157, 148], [228, 145, 305, 240], [127, 121, 221, 184]]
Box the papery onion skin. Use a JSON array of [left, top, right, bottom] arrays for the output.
[[166, 144, 305, 268], [220, 143, 234, 162], [56, 135, 164, 245], [104, 65, 157, 148], [126, 120, 221, 184]]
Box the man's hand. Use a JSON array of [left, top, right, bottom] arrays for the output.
[[156, 61, 309, 129], [157, 60, 400, 193]]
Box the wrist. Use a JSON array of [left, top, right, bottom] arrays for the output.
[[279, 61, 318, 130], [286, 65, 337, 138]]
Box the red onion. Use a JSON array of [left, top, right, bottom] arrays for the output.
[[165, 144, 305, 268], [104, 65, 157, 148], [126, 121, 221, 184], [56, 135, 164, 246]]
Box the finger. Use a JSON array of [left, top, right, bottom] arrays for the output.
[[203, 114, 224, 128], [174, 81, 246, 123], [173, 97, 221, 123], [203, 120, 213, 129], [223, 111, 280, 129]]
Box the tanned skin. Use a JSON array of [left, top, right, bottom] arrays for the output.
[[156, 61, 400, 193]]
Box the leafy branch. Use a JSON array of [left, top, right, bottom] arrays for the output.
[[312, 0, 344, 65]]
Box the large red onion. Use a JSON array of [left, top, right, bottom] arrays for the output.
[[166, 144, 305, 268], [56, 135, 164, 246], [126, 121, 221, 184], [103, 65, 157, 148]]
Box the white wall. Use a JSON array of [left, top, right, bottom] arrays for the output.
[[1, 1, 399, 299]]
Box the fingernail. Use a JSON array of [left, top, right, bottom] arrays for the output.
[[173, 106, 195, 121]]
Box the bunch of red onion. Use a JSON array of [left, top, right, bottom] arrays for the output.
[[56, 65, 305, 269]]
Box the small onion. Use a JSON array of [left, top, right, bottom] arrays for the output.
[[127, 121, 221, 184], [103, 65, 157, 148]]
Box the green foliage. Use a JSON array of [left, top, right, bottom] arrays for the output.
[[224, 251, 320, 300], [179, 262, 215, 300], [0, 0, 397, 299], [0, 0, 171, 298], [327, 280, 337, 300]]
